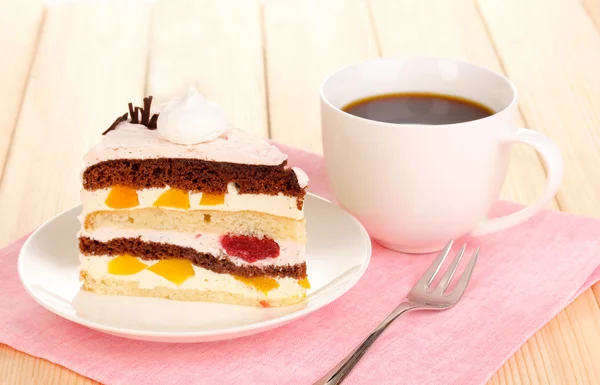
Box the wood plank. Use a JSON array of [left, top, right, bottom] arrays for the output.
[[0, 0, 44, 181], [477, 0, 600, 216], [0, 344, 99, 385], [527, 331, 564, 384], [542, 289, 600, 384], [263, 0, 378, 152], [148, 0, 267, 137], [564, 290, 600, 383], [0, 0, 150, 247], [368, 0, 557, 207]]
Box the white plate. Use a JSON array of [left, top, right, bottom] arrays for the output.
[[18, 194, 371, 343]]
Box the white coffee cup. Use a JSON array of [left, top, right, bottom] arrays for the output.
[[320, 57, 563, 254]]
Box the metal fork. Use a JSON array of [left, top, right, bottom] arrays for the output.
[[313, 240, 479, 385]]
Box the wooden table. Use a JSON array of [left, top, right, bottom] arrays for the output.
[[1, 0, 600, 383]]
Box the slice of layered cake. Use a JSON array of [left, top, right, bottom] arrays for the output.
[[78, 88, 309, 307]]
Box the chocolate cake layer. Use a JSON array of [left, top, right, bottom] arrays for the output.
[[79, 236, 307, 280], [82, 158, 305, 208]]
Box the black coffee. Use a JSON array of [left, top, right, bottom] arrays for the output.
[[342, 92, 494, 125]]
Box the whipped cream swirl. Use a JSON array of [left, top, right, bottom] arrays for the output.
[[157, 87, 228, 145]]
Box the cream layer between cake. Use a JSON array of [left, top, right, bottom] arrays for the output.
[[79, 227, 305, 268], [80, 255, 306, 301], [81, 182, 303, 220]]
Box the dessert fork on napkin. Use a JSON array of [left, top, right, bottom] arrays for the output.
[[314, 240, 479, 385]]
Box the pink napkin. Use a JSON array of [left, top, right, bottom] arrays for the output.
[[2, 144, 600, 385]]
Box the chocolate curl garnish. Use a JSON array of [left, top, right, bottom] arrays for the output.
[[102, 113, 128, 135], [128, 103, 138, 124], [101, 96, 158, 134], [141, 96, 152, 126], [148, 114, 159, 129]]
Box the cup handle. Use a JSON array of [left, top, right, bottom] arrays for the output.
[[469, 128, 564, 236]]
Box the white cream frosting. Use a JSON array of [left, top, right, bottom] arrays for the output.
[[80, 228, 305, 268], [157, 87, 227, 145], [80, 183, 303, 220], [292, 167, 309, 188], [80, 255, 304, 299]]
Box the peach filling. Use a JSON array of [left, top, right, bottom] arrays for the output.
[[153, 188, 190, 209], [234, 276, 280, 295], [108, 254, 148, 275], [200, 193, 225, 206], [106, 255, 194, 286], [105, 186, 139, 209], [147, 259, 195, 286], [298, 278, 311, 289]]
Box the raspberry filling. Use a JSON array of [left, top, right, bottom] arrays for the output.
[[220, 235, 280, 262]]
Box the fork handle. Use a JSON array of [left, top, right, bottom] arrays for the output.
[[312, 302, 416, 385]]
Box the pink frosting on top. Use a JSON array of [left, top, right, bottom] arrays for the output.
[[84, 123, 288, 166]]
